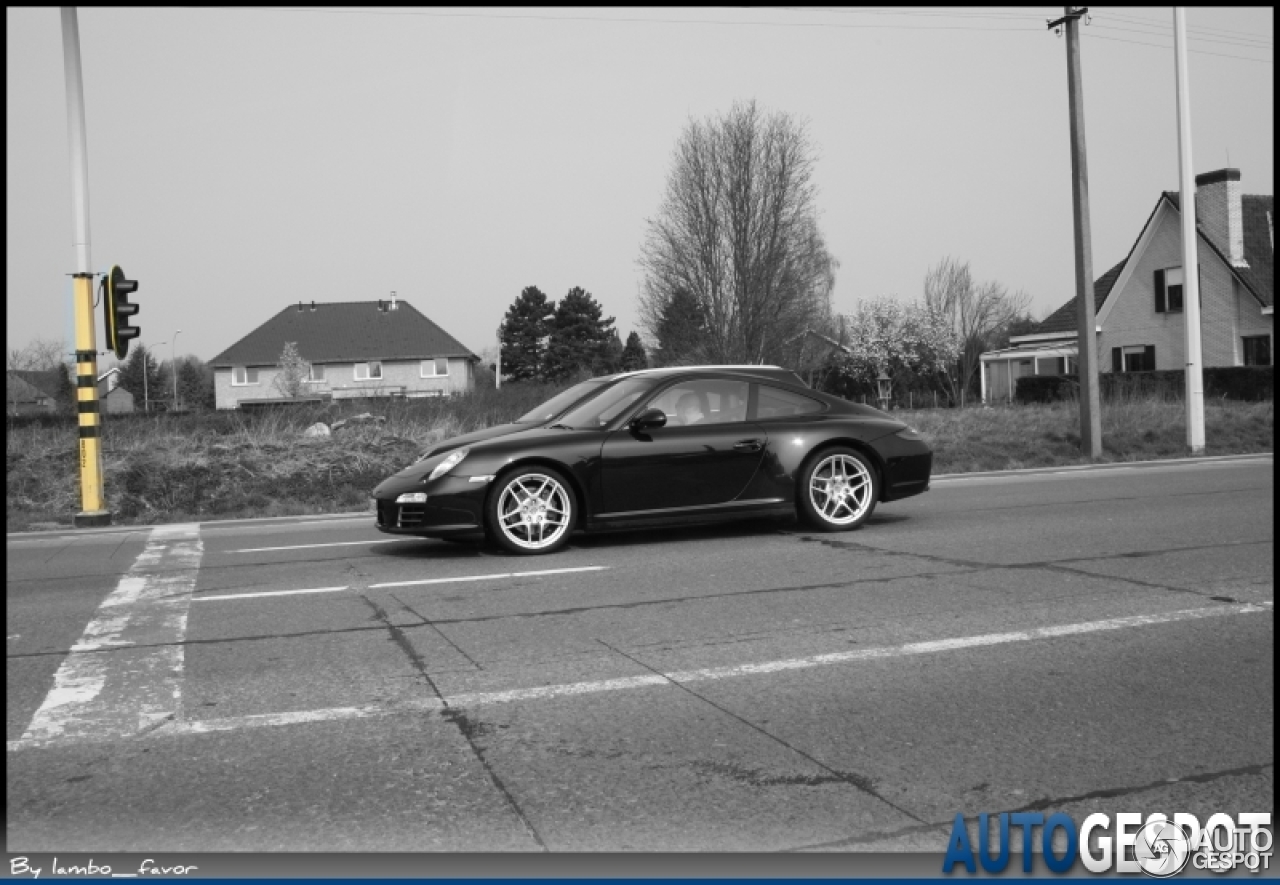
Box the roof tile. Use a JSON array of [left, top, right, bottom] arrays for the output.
[[209, 300, 477, 367]]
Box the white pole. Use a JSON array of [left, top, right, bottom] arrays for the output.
[[172, 330, 181, 406], [60, 8, 91, 275], [1174, 7, 1205, 453]]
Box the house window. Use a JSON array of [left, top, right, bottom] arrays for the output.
[[1112, 345, 1155, 373], [1242, 336, 1271, 367], [420, 358, 449, 378], [354, 361, 382, 381], [306, 364, 326, 383], [1155, 267, 1184, 313], [232, 367, 259, 386]]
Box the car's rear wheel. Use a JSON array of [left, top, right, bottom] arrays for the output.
[[798, 447, 878, 531], [486, 466, 575, 555]]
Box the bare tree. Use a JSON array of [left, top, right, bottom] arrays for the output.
[[638, 100, 837, 365], [923, 257, 1031, 405], [7, 337, 69, 415]]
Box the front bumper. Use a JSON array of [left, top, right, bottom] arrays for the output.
[[372, 475, 490, 536]]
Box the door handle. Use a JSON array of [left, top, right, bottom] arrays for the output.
[[733, 439, 764, 453]]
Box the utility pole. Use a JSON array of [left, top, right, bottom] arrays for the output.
[[61, 7, 111, 527], [1173, 7, 1205, 453], [1049, 6, 1103, 458]]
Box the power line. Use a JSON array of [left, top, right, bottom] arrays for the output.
[[1091, 20, 1272, 50], [1082, 31, 1272, 64], [198, 6, 1273, 60], [1099, 10, 1273, 42], [207, 6, 1039, 30]]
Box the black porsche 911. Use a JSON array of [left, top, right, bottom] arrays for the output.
[[372, 365, 932, 555]]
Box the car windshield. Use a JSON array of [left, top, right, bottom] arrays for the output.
[[513, 377, 612, 424], [554, 377, 653, 429]]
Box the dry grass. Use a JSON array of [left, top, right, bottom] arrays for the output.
[[6, 386, 1272, 531], [907, 394, 1273, 474]]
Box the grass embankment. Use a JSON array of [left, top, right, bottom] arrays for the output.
[[5, 386, 1273, 532]]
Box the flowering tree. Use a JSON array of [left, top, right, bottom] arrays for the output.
[[273, 341, 310, 398], [824, 296, 958, 402]]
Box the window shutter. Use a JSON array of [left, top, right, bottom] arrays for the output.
[[1143, 346, 1156, 371], [1154, 269, 1166, 313], [1112, 347, 1122, 373]]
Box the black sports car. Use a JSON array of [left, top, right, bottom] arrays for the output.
[[372, 365, 932, 555]]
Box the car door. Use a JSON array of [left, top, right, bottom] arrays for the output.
[[598, 378, 767, 515]]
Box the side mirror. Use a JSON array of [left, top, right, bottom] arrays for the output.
[[629, 408, 667, 432]]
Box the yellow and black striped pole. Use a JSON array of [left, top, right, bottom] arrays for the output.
[[73, 271, 110, 527]]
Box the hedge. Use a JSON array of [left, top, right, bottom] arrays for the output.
[[1016, 366, 1273, 404]]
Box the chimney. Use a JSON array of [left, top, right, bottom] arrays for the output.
[[390, 290, 398, 311], [310, 301, 316, 311], [1194, 168, 1246, 267], [297, 301, 303, 311]]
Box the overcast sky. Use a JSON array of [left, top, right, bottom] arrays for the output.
[[6, 6, 1273, 367]]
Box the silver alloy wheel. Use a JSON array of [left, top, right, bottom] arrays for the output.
[[495, 472, 573, 551], [808, 452, 874, 526]]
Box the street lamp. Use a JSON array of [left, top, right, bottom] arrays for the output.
[[172, 330, 181, 409], [877, 369, 892, 411]]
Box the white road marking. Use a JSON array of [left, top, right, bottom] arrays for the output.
[[10, 598, 1267, 750], [225, 539, 404, 553], [369, 565, 609, 589], [197, 585, 351, 602], [15, 524, 202, 746], [190, 566, 611, 603]]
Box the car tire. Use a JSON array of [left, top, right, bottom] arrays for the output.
[[797, 446, 879, 532], [486, 466, 576, 555]]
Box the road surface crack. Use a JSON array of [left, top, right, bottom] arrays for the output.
[[392, 593, 485, 671], [594, 638, 932, 828]]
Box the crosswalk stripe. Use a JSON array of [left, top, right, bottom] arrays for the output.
[[17, 524, 202, 745]]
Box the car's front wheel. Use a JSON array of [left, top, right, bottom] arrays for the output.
[[486, 466, 575, 555], [798, 447, 879, 531]]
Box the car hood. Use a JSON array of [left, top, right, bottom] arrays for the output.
[[384, 422, 550, 483], [417, 422, 532, 460]]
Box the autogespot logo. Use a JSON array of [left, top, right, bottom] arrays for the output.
[[942, 811, 1273, 876], [1133, 818, 1192, 878]]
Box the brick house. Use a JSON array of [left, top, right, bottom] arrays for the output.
[[208, 296, 479, 410], [981, 168, 1273, 402]]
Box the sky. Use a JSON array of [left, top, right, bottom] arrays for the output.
[[6, 6, 1273, 368]]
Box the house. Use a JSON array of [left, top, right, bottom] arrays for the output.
[[208, 295, 480, 410], [6, 368, 63, 415], [95, 367, 135, 413], [981, 168, 1273, 402]]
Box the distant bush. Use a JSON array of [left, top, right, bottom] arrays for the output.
[[1014, 375, 1079, 404], [1017, 367, 1273, 404]]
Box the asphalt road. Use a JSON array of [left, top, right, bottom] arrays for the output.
[[6, 455, 1273, 853]]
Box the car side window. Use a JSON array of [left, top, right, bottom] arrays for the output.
[[754, 385, 824, 419], [644, 379, 750, 427]]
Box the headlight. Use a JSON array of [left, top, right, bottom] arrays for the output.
[[396, 492, 428, 504], [428, 447, 469, 481], [894, 427, 924, 441]]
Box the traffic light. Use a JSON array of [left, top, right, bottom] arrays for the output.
[[103, 265, 140, 359]]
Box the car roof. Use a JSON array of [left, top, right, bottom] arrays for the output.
[[613, 365, 808, 387]]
